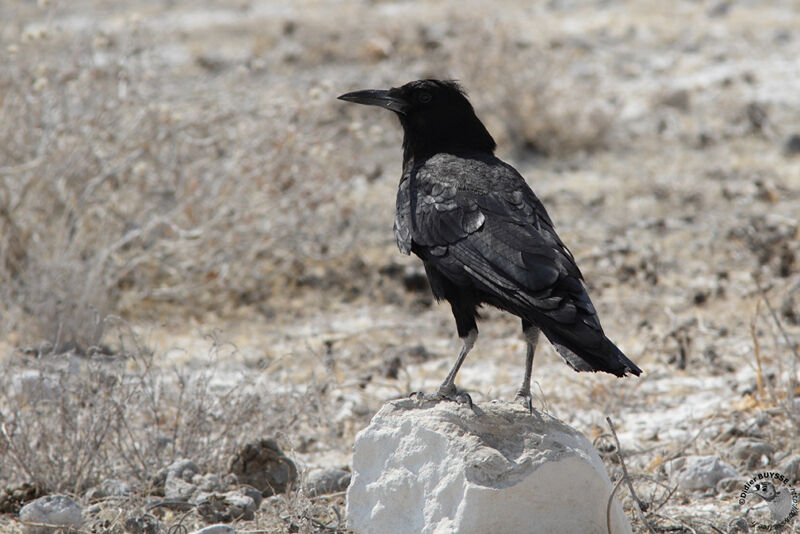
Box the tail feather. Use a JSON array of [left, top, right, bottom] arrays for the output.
[[546, 329, 641, 377]]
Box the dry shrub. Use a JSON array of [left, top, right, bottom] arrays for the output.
[[0, 7, 622, 348], [0, 325, 344, 493], [0, 26, 368, 346]]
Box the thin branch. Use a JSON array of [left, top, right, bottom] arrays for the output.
[[757, 281, 800, 363], [750, 299, 768, 401], [607, 476, 624, 534], [606, 416, 657, 534], [0, 422, 38, 482]]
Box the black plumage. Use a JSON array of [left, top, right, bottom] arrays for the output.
[[339, 80, 641, 406]]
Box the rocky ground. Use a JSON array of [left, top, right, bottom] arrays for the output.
[[1, 0, 799, 532]]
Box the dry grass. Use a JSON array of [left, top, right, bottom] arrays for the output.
[[0, 3, 636, 349], [1, 0, 800, 532], [0, 324, 348, 495], [0, 21, 371, 348]]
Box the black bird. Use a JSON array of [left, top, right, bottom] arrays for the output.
[[339, 80, 641, 407]]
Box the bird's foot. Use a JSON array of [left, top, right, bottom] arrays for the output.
[[410, 384, 473, 407], [514, 389, 534, 414], [437, 383, 473, 407]]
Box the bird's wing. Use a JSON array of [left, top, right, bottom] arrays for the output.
[[397, 155, 641, 376], [400, 158, 593, 324]]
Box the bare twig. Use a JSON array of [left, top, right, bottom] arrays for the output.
[[649, 481, 679, 514], [756, 281, 800, 430], [607, 477, 625, 534], [0, 422, 37, 482], [750, 299, 769, 402], [606, 416, 657, 534], [757, 281, 800, 363]]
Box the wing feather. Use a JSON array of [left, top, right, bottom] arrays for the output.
[[400, 154, 595, 332]]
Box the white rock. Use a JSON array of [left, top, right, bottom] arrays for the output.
[[190, 525, 235, 534], [346, 399, 630, 534], [19, 494, 82, 534], [666, 455, 738, 490]]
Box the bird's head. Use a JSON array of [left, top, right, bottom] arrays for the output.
[[339, 79, 496, 163]]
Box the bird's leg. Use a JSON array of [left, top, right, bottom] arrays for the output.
[[515, 322, 540, 413], [435, 329, 477, 405]]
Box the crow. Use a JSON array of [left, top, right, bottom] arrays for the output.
[[339, 80, 641, 407]]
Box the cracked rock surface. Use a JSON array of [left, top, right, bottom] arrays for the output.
[[347, 399, 631, 534]]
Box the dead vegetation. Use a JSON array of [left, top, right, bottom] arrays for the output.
[[0, 21, 371, 348], [1, 0, 800, 532]]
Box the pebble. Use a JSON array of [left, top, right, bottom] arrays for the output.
[[666, 455, 738, 490], [732, 438, 773, 469], [167, 458, 201, 481], [229, 439, 297, 496], [660, 88, 691, 111], [19, 494, 82, 534], [237, 485, 263, 509], [303, 468, 351, 496], [86, 478, 134, 502], [190, 525, 234, 534], [124, 514, 160, 534], [195, 490, 257, 522], [162, 458, 202, 501], [165, 477, 196, 501], [784, 133, 800, 155], [193, 473, 224, 492]]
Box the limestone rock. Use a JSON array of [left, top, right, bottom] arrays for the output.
[[666, 455, 738, 490], [346, 399, 630, 534], [190, 525, 235, 534], [19, 494, 82, 534]]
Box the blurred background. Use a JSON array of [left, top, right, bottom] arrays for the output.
[[1, 0, 799, 532]]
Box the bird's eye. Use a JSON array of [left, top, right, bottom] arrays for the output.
[[417, 91, 432, 104]]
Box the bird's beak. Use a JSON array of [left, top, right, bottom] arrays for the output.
[[338, 89, 408, 115]]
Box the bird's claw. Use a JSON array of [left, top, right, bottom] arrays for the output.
[[437, 383, 473, 407], [515, 390, 534, 414], [409, 386, 473, 408]]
